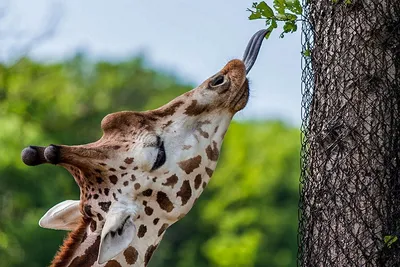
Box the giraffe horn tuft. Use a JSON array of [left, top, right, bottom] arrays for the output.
[[21, 146, 49, 166]]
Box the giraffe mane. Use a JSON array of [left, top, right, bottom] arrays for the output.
[[50, 217, 90, 267]]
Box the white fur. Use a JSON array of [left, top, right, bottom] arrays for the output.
[[98, 198, 139, 264], [39, 200, 81, 231]]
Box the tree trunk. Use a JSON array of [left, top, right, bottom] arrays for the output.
[[299, 0, 400, 266]]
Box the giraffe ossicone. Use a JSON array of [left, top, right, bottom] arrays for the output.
[[21, 29, 268, 267]]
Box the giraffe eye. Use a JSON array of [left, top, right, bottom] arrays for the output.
[[151, 137, 166, 171]]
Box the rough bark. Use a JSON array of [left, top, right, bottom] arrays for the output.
[[299, 0, 400, 266]]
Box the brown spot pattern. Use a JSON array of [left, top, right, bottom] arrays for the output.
[[84, 205, 93, 217], [178, 155, 202, 174], [162, 174, 178, 188], [90, 220, 96, 232], [205, 167, 213, 177], [68, 235, 100, 267], [163, 120, 173, 128], [134, 183, 141, 190], [153, 218, 159, 225], [176, 180, 192, 206], [194, 174, 202, 189], [144, 245, 158, 266], [109, 175, 118, 184], [199, 130, 209, 138], [81, 232, 87, 244], [142, 189, 153, 196], [99, 201, 111, 212], [156, 191, 174, 212], [205, 141, 219, 161], [152, 100, 184, 117], [158, 223, 169, 237], [124, 157, 134, 164], [104, 260, 122, 267], [138, 225, 147, 238], [145, 206, 154, 216], [124, 246, 138, 265], [184, 100, 206, 116], [177, 213, 186, 220]]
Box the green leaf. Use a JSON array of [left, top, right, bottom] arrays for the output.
[[293, 0, 303, 14], [271, 19, 278, 29], [283, 21, 297, 33], [286, 0, 303, 15], [249, 12, 262, 20], [384, 235, 398, 248], [257, 2, 274, 18], [302, 49, 311, 57], [284, 13, 298, 21], [273, 0, 286, 15]]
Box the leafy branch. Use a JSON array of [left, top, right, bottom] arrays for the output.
[[247, 1, 303, 38]]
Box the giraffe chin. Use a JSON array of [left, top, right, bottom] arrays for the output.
[[231, 79, 250, 113]]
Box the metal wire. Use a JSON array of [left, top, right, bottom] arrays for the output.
[[298, 1, 400, 266]]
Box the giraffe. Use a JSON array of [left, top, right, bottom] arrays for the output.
[[21, 29, 268, 267]]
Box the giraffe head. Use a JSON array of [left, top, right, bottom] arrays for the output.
[[21, 29, 267, 266]]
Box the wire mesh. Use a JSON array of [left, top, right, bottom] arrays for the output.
[[298, 0, 400, 266]]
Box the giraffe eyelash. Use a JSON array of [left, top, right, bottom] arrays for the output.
[[151, 137, 166, 171]]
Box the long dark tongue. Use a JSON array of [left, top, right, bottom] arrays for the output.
[[242, 29, 269, 74]]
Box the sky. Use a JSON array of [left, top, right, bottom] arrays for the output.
[[1, 0, 302, 125]]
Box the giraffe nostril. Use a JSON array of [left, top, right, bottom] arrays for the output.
[[44, 145, 61, 164]]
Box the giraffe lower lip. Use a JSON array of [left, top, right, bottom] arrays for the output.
[[233, 89, 249, 111], [232, 87, 248, 109]]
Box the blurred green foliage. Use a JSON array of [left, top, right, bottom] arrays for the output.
[[0, 55, 299, 267]]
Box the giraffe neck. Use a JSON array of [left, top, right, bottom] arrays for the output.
[[51, 217, 166, 267]]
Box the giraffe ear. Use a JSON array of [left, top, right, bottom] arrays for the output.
[[98, 200, 138, 264], [39, 200, 81, 231]]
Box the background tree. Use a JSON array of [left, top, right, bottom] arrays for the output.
[[251, 0, 400, 266]]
